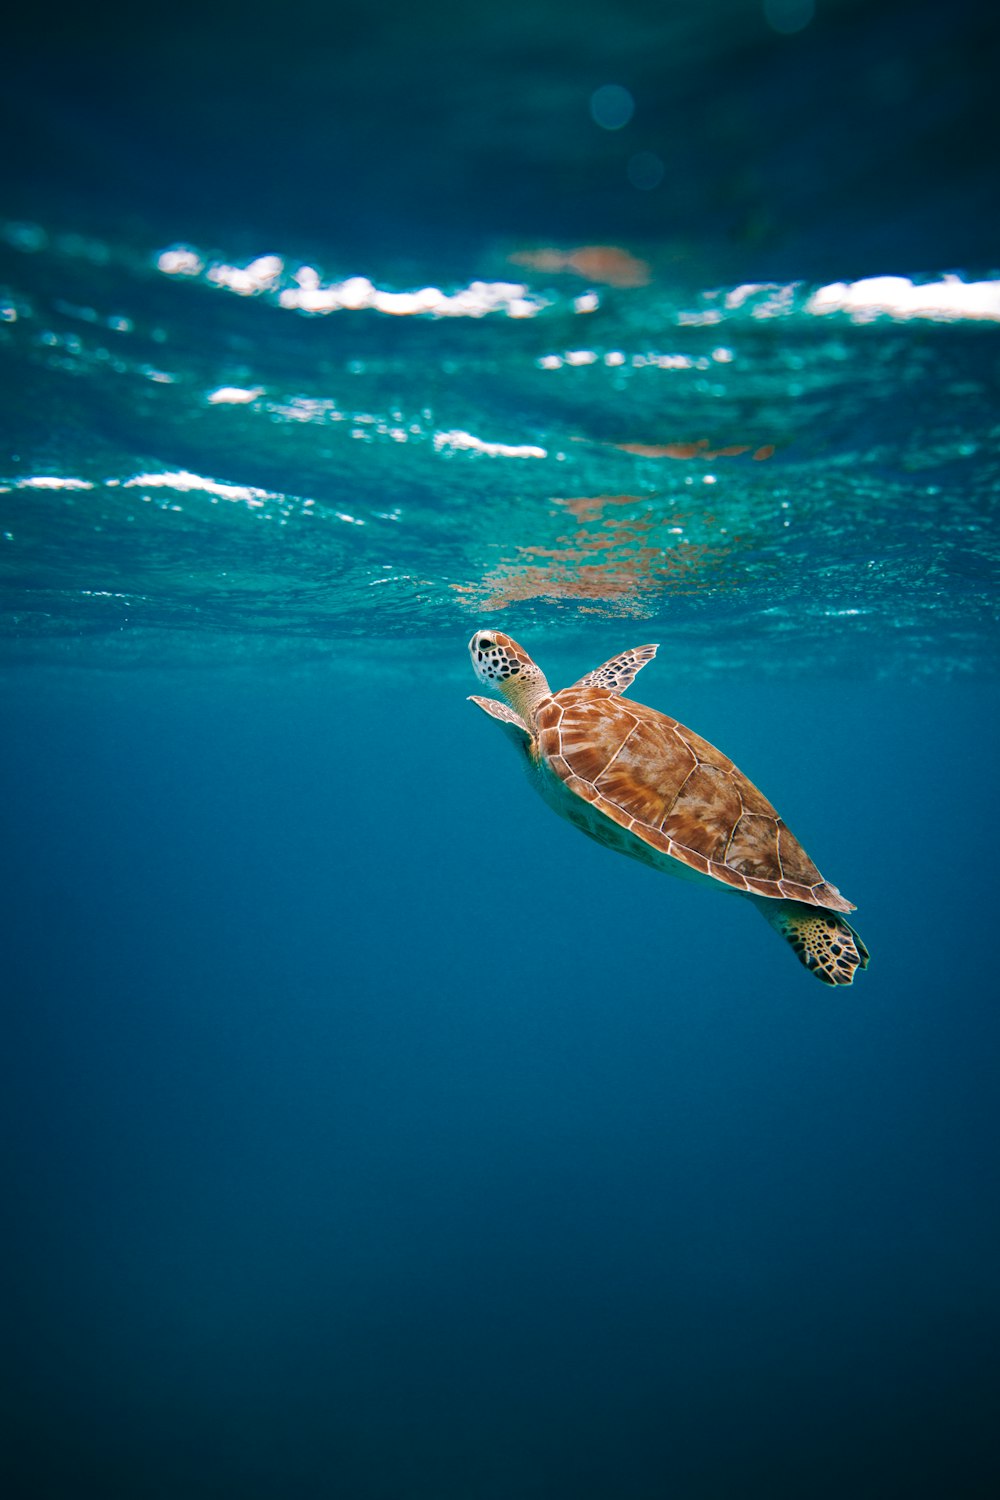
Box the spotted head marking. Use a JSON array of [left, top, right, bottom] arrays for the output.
[[469, 630, 531, 687], [468, 629, 552, 727]]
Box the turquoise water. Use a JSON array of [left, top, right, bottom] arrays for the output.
[[2, 220, 998, 678], [3, 3, 1000, 1496]]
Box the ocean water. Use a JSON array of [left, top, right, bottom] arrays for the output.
[[3, 4, 1000, 1498]]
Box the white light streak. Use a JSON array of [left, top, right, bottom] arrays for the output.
[[207, 386, 265, 404], [205, 255, 284, 296], [725, 283, 779, 310], [157, 243, 549, 320], [433, 430, 547, 459], [17, 476, 95, 490], [157, 248, 204, 276], [123, 470, 278, 503], [677, 309, 723, 326], [806, 275, 1000, 323]]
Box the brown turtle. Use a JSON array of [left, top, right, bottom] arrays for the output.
[[468, 630, 869, 986]]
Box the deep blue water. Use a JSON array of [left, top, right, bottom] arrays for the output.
[[3, 670, 999, 1497], [3, 3, 1000, 1497]]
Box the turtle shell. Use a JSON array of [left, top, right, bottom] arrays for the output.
[[535, 687, 854, 913]]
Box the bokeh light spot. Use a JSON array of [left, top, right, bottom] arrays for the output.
[[763, 0, 815, 35], [627, 151, 665, 191], [590, 84, 634, 130]]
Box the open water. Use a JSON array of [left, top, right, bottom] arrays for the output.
[[3, 3, 999, 1497]]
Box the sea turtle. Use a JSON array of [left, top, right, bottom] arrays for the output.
[[468, 630, 869, 986]]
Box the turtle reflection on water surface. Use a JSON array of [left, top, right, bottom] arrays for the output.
[[468, 630, 869, 987]]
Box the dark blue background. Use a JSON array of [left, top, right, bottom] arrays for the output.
[[5, 0, 998, 279], [3, 664, 998, 1496]]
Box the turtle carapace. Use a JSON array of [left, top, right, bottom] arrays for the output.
[[468, 630, 869, 987]]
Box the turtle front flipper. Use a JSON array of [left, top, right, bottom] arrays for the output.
[[468, 694, 531, 746], [754, 898, 870, 986], [571, 644, 658, 695]]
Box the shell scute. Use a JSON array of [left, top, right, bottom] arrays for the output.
[[777, 822, 822, 886], [566, 774, 598, 803], [558, 699, 635, 786], [641, 827, 673, 856], [560, 704, 699, 829], [596, 755, 674, 829], [736, 778, 780, 817], [660, 763, 742, 862], [682, 848, 712, 878], [812, 881, 855, 914], [726, 811, 782, 879], [534, 699, 563, 734], [710, 861, 750, 891], [673, 725, 734, 774], [594, 795, 634, 831]]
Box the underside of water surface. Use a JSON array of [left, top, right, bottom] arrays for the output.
[[1, 217, 997, 682]]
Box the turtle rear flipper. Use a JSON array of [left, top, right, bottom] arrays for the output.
[[754, 898, 870, 986]]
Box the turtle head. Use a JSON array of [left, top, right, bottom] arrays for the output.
[[468, 629, 551, 725]]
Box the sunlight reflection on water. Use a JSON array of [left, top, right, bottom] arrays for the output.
[[1, 217, 998, 676]]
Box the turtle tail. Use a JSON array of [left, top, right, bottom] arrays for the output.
[[754, 898, 870, 987]]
